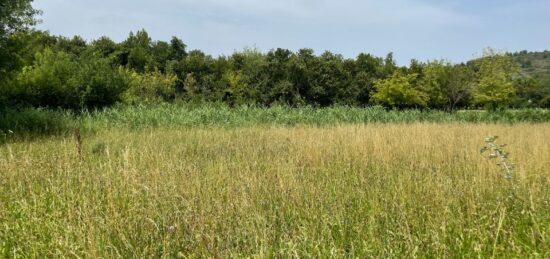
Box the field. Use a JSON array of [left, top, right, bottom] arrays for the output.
[[1, 120, 549, 257]]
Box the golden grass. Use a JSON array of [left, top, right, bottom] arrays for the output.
[[1, 123, 549, 257]]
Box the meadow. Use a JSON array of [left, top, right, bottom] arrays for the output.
[[1, 119, 549, 257]]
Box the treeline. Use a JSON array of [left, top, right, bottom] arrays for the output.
[[1, 1, 548, 111]]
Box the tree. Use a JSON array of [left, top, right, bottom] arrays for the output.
[[123, 70, 177, 104], [353, 53, 384, 105], [223, 70, 250, 106], [286, 48, 315, 106], [372, 71, 428, 109], [183, 73, 199, 100], [120, 30, 154, 72], [55, 35, 87, 56], [169, 37, 187, 60], [0, 0, 39, 38], [13, 48, 132, 109], [151, 40, 171, 72], [512, 76, 542, 108], [472, 48, 519, 109], [447, 64, 474, 110], [0, 0, 40, 85], [417, 60, 452, 109], [13, 49, 77, 108], [313, 51, 355, 105], [92, 36, 118, 58], [382, 52, 398, 77]]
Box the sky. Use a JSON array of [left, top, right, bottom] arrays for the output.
[[33, 0, 550, 65]]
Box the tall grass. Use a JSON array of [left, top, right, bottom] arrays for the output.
[[1, 124, 549, 257], [2, 104, 549, 136]]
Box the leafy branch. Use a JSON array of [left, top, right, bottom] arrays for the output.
[[480, 135, 517, 196]]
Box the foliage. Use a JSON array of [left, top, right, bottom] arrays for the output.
[[3, 104, 549, 135], [472, 49, 519, 109], [447, 64, 474, 110], [480, 136, 515, 182], [0, 107, 74, 136], [372, 71, 428, 108], [417, 60, 452, 109], [9, 48, 133, 109], [0, 0, 39, 36], [511, 50, 550, 107], [1, 26, 549, 110], [0, 0, 40, 95], [123, 70, 178, 104]]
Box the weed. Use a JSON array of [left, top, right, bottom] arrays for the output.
[[481, 136, 515, 181], [91, 141, 107, 155]]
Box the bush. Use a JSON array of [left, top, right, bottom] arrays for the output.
[[122, 70, 177, 104], [372, 72, 428, 109], [74, 54, 135, 109], [0, 107, 74, 136], [9, 48, 133, 110]]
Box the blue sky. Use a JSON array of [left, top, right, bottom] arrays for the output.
[[33, 0, 549, 64]]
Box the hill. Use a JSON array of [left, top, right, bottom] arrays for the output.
[[511, 50, 550, 85]]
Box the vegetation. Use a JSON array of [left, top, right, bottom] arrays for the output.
[[1, 2, 550, 258], [511, 50, 550, 107], [372, 71, 428, 108], [5, 31, 546, 110], [0, 1, 548, 111], [1, 124, 548, 257], [2, 105, 550, 136]]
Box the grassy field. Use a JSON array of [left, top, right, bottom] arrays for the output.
[[1, 123, 549, 257]]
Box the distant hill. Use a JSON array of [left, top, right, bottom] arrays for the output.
[[510, 50, 550, 86], [508, 50, 550, 107]]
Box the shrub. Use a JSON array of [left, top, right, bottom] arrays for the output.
[[10, 48, 133, 109], [372, 71, 428, 109], [122, 70, 177, 104], [73, 54, 135, 109]]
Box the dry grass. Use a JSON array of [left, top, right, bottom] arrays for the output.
[[1, 123, 549, 257]]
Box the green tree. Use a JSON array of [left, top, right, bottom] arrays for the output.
[[14, 49, 77, 108], [55, 35, 87, 56], [447, 64, 474, 110], [120, 30, 154, 72], [417, 60, 452, 109], [169, 36, 187, 60], [472, 49, 519, 109], [151, 40, 171, 72], [263, 48, 294, 105], [286, 48, 315, 106], [74, 53, 134, 109], [183, 73, 199, 100], [91, 36, 119, 58], [512, 76, 542, 108], [223, 70, 253, 106], [372, 71, 428, 109], [352, 53, 384, 105], [123, 70, 177, 104], [0, 0, 40, 105], [13, 48, 132, 109], [313, 51, 354, 105], [382, 52, 398, 77]]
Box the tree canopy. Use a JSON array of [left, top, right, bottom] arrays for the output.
[[1, 3, 548, 110]]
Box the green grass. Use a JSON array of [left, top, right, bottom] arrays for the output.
[[1, 124, 549, 257], [2, 104, 549, 137]]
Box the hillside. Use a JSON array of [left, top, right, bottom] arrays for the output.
[[511, 50, 550, 85]]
